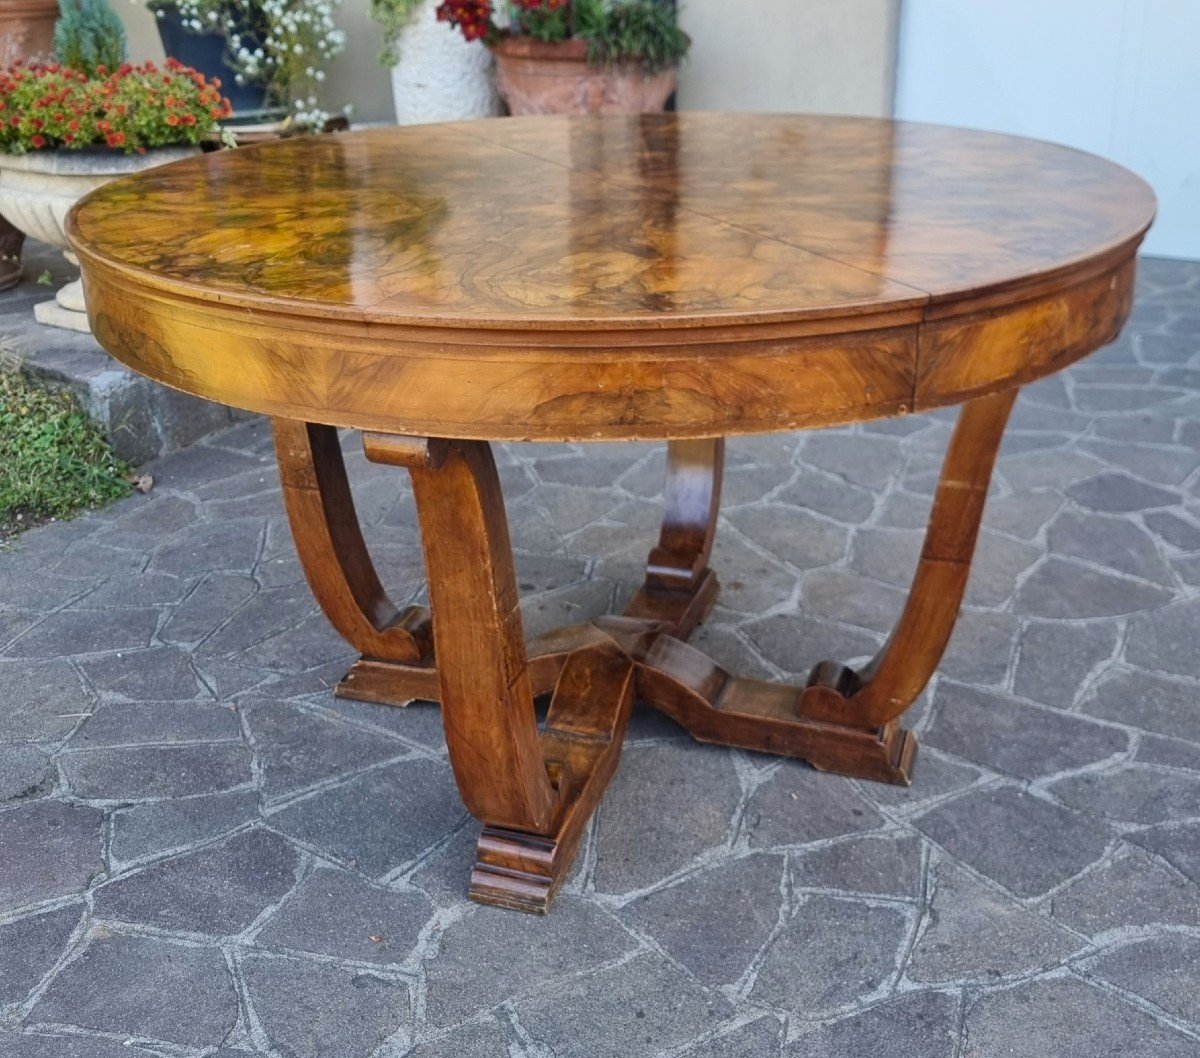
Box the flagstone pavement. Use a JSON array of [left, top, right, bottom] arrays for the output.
[[1, 256, 1200, 1058]]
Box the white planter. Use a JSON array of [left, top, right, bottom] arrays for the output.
[[389, 0, 501, 125], [0, 147, 197, 332]]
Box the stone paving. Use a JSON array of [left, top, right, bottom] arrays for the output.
[[1, 255, 1199, 1057]]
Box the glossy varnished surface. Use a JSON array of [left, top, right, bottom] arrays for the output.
[[68, 113, 1155, 439], [72, 113, 1152, 325]]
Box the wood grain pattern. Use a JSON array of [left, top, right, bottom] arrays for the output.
[[405, 438, 558, 833], [68, 114, 1154, 441]]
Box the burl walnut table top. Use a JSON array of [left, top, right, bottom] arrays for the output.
[[68, 113, 1155, 440]]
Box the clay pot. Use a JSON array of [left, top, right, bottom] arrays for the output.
[[492, 37, 677, 116], [0, 0, 58, 66]]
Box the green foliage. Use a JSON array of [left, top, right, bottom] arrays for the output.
[[518, 4, 571, 42], [0, 367, 130, 541], [370, 0, 423, 64], [370, 0, 425, 65], [439, 1, 689, 71], [53, 0, 128, 77], [579, 0, 689, 72]]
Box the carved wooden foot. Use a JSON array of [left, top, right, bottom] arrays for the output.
[[593, 619, 917, 784], [624, 438, 725, 637], [471, 643, 635, 912]]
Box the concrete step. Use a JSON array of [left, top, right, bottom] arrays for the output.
[[0, 240, 250, 466]]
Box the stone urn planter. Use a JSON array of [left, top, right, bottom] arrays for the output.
[[390, 0, 501, 125], [492, 37, 677, 115], [0, 148, 198, 332], [0, 0, 57, 67]]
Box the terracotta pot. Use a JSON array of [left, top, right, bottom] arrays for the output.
[[492, 37, 676, 116], [0, 0, 58, 67]]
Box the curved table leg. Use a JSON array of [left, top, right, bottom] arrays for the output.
[[624, 438, 724, 637], [394, 437, 635, 913], [799, 388, 1018, 728], [272, 418, 438, 701]]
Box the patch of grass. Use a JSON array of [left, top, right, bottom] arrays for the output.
[[0, 366, 131, 540]]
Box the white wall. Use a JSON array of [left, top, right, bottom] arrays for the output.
[[895, 0, 1200, 259]]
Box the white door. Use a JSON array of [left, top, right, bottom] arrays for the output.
[[895, 0, 1200, 259]]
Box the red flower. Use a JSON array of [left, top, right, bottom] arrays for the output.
[[29, 133, 45, 148], [165, 113, 180, 127], [106, 131, 125, 147]]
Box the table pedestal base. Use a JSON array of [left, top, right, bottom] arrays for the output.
[[273, 388, 1015, 913]]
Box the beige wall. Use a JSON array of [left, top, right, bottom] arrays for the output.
[[120, 2, 166, 64], [324, 2, 397, 124], [119, 0, 898, 124], [677, 0, 899, 116]]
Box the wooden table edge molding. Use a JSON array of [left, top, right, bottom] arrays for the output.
[[68, 233, 1148, 443], [67, 114, 1156, 912]]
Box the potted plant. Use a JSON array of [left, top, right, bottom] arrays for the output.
[[369, 0, 499, 125], [0, 0, 231, 331], [145, 0, 345, 126], [437, 0, 688, 115], [0, 0, 60, 290]]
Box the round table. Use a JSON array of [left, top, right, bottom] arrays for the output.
[[69, 114, 1155, 913]]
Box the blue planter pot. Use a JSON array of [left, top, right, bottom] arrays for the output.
[[150, 3, 271, 116]]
